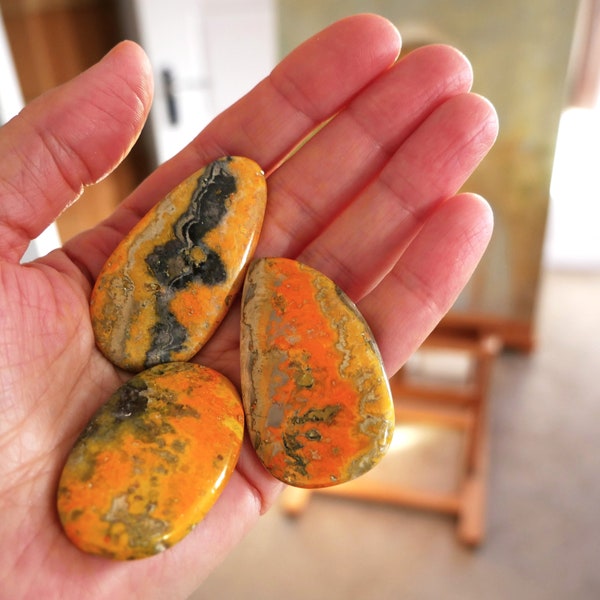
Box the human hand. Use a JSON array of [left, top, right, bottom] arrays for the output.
[[0, 14, 497, 599]]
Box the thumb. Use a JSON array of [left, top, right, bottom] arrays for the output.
[[0, 40, 153, 262]]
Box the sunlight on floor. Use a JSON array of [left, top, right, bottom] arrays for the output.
[[388, 425, 429, 453]]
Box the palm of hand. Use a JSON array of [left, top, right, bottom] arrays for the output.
[[0, 15, 497, 599], [0, 242, 279, 596]]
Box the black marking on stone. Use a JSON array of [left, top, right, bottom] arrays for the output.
[[166, 402, 200, 420], [113, 381, 149, 420], [304, 428, 322, 441], [146, 311, 188, 367], [282, 431, 309, 477], [290, 405, 341, 426], [194, 248, 227, 286], [143, 158, 237, 366], [78, 418, 99, 443], [74, 379, 149, 447], [282, 407, 342, 479]]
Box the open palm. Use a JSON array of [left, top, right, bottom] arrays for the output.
[[0, 15, 497, 599]]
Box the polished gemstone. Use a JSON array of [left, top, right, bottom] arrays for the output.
[[57, 362, 244, 560], [90, 156, 267, 372], [240, 257, 395, 488]]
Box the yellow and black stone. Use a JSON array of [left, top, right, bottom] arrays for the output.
[[90, 156, 267, 372], [240, 257, 395, 488], [57, 362, 244, 560]]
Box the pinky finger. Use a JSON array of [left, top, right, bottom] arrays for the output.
[[359, 192, 494, 376]]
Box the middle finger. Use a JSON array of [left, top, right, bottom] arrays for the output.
[[255, 44, 474, 258]]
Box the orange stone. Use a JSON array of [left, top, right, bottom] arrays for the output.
[[90, 156, 267, 372], [57, 362, 244, 560], [240, 257, 394, 488]]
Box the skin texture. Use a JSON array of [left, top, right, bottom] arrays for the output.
[[0, 14, 498, 600]]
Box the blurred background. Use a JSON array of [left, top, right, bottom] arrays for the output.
[[1, 1, 598, 598]]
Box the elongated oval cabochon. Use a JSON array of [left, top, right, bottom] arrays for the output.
[[240, 257, 395, 488], [57, 362, 244, 560], [90, 156, 267, 372]]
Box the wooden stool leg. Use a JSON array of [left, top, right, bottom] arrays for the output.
[[457, 410, 489, 546], [456, 334, 498, 546]]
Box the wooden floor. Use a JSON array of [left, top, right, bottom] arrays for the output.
[[1, 0, 151, 242]]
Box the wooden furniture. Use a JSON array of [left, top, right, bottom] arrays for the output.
[[280, 324, 501, 547]]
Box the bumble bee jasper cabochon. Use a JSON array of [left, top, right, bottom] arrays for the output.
[[57, 362, 244, 560], [90, 156, 267, 372], [240, 257, 395, 488]]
